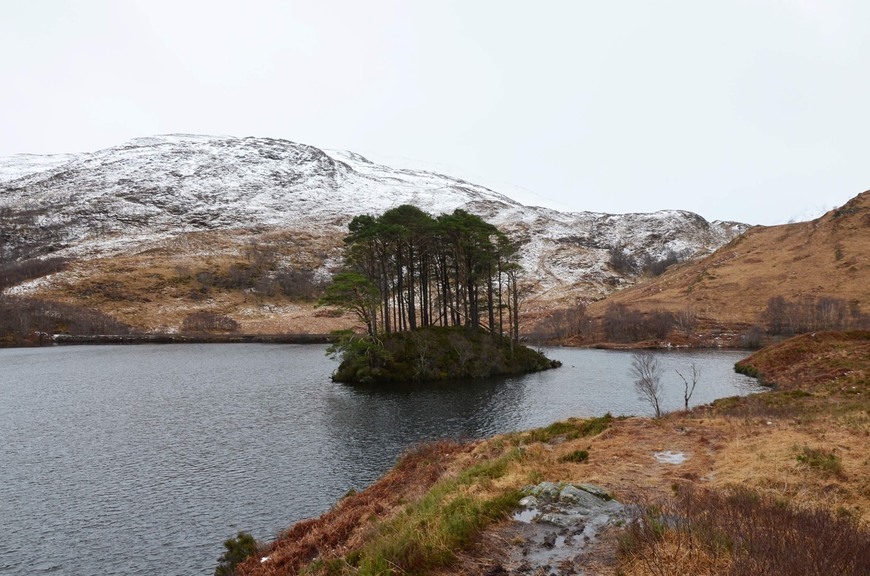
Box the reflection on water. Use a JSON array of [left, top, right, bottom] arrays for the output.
[[0, 344, 760, 576]]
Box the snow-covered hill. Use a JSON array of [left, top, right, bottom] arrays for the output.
[[0, 134, 748, 302]]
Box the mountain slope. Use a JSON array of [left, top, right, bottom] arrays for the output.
[[586, 191, 870, 331], [1, 134, 746, 334]]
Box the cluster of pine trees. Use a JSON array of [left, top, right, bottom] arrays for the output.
[[319, 204, 525, 341]]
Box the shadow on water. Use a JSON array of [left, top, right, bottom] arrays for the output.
[[319, 375, 529, 488]]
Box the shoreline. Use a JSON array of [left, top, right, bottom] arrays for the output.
[[2, 332, 331, 347], [2, 331, 756, 350], [234, 330, 868, 575]]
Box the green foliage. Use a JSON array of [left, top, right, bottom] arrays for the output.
[[734, 360, 760, 378], [524, 414, 612, 443], [325, 204, 526, 340], [326, 330, 392, 384], [559, 449, 590, 463], [214, 531, 258, 576], [348, 450, 523, 575], [317, 271, 380, 333], [796, 446, 844, 476], [330, 326, 560, 384]]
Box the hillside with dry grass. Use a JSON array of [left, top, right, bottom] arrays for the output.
[[1, 134, 746, 342], [578, 191, 870, 339], [231, 331, 868, 576], [6, 227, 349, 336]]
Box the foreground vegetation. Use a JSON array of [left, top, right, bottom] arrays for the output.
[[231, 331, 868, 575], [233, 416, 615, 575]]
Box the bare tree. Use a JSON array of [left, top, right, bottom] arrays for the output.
[[675, 363, 701, 411], [547, 304, 589, 340], [675, 307, 697, 337], [631, 351, 664, 417]]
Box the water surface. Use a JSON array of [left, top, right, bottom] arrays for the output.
[[0, 344, 761, 575]]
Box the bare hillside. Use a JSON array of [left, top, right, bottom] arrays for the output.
[[584, 191, 870, 334]]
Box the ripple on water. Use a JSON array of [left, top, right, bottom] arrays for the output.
[[0, 344, 759, 575]]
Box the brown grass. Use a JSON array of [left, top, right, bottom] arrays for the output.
[[587, 191, 870, 331], [620, 485, 870, 576], [734, 330, 870, 392], [236, 402, 869, 576], [236, 440, 475, 576], [234, 332, 869, 576], [28, 227, 353, 334], [12, 193, 869, 341]]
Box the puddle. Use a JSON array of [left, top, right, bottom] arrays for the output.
[[654, 450, 688, 464], [513, 508, 539, 523]]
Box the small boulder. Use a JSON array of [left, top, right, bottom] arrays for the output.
[[519, 495, 539, 508]]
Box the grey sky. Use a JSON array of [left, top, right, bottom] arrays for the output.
[[2, 1, 868, 225]]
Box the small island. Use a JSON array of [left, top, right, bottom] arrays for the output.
[[327, 326, 560, 384], [318, 204, 560, 384]]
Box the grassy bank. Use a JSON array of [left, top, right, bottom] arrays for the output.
[[236, 332, 868, 575]]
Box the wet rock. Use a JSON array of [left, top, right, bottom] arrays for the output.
[[558, 484, 586, 503], [538, 512, 585, 529], [542, 532, 557, 549], [525, 481, 562, 501], [509, 481, 626, 575]]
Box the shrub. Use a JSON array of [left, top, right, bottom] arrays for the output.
[[645, 309, 675, 339], [602, 304, 675, 342], [641, 249, 685, 277], [741, 324, 765, 349], [559, 449, 589, 463], [545, 304, 591, 340], [603, 303, 644, 342], [0, 294, 133, 343], [215, 531, 259, 576], [796, 446, 844, 477], [525, 414, 612, 443], [674, 307, 697, 337], [620, 486, 870, 576], [608, 244, 637, 275], [181, 311, 240, 333], [763, 295, 860, 335], [0, 256, 68, 291], [274, 268, 326, 300]]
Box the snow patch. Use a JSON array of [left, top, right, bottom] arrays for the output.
[[0, 134, 748, 302], [653, 451, 688, 465]]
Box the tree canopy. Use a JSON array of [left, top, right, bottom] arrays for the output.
[[319, 205, 525, 342]]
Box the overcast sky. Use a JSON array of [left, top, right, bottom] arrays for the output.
[[2, 1, 868, 225]]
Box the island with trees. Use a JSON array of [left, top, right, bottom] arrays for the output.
[[318, 205, 560, 383]]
